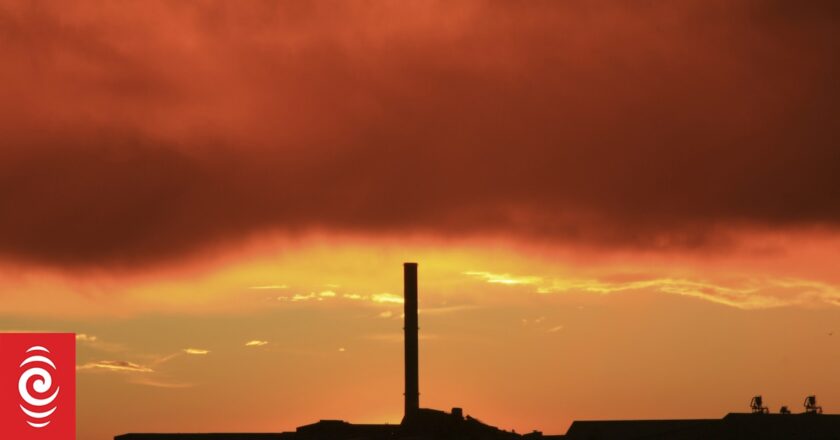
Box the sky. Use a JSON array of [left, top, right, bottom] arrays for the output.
[[0, 1, 839, 439]]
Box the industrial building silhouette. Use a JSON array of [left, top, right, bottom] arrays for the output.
[[116, 263, 840, 440]]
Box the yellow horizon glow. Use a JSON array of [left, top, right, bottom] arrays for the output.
[[3, 230, 840, 439]]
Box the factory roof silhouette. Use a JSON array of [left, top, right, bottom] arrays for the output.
[[116, 263, 840, 440]]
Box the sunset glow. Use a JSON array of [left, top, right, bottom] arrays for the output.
[[0, 1, 838, 439]]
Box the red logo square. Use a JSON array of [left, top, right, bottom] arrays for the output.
[[0, 333, 75, 440]]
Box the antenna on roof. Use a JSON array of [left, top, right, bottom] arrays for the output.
[[750, 396, 769, 414], [804, 395, 823, 414]]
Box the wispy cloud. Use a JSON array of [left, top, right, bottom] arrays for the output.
[[547, 325, 564, 333], [464, 271, 542, 286], [77, 360, 153, 373], [149, 352, 182, 365], [76, 333, 98, 342], [275, 289, 404, 306], [269, 286, 485, 313], [536, 277, 770, 309], [182, 348, 210, 355], [128, 377, 194, 389], [250, 284, 288, 290], [245, 340, 268, 347], [371, 293, 403, 304], [74, 333, 125, 352], [277, 290, 338, 302], [465, 271, 840, 309], [291, 292, 317, 301], [419, 305, 479, 315]]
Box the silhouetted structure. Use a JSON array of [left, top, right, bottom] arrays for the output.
[[750, 395, 769, 414], [116, 263, 840, 440], [563, 413, 840, 440], [805, 395, 824, 414], [403, 262, 420, 420]]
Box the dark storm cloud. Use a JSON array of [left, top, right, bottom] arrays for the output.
[[0, 1, 838, 267]]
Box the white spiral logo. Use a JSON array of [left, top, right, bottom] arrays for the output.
[[18, 346, 60, 429]]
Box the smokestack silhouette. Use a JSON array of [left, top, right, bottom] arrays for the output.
[[403, 262, 419, 419]]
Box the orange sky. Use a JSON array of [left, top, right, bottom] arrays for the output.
[[0, 1, 839, 439], [2, 232, 840, 439]]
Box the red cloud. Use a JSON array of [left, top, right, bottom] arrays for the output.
[[0, 1, 837, 267]]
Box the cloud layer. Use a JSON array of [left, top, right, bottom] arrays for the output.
[[1, 1, 838, 267]]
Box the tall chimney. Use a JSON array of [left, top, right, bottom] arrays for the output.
[[403, 262, 420, 418]]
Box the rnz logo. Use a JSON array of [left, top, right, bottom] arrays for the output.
[[0, 333, 75, 440], [19, 345, 61, 428]]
